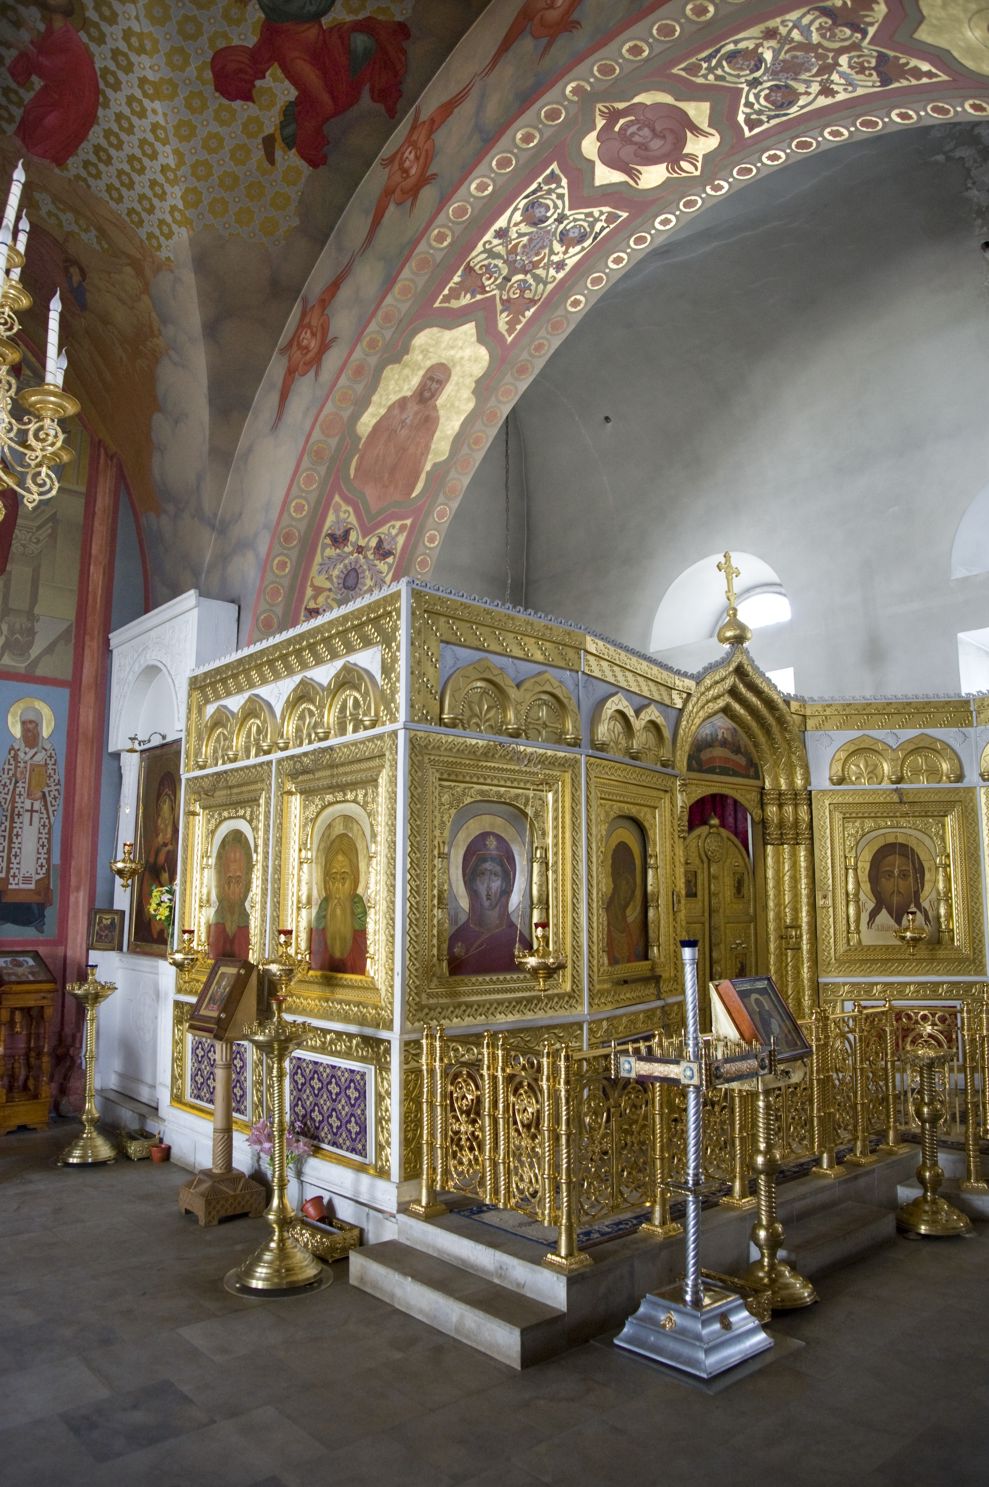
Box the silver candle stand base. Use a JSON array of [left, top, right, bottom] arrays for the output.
[[615, 1283, 773, 1379]]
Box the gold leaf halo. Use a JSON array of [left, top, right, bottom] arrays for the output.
[[7, 697, 56, 739]]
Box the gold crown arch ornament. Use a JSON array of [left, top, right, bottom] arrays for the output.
[[0, 163, 80, 509]]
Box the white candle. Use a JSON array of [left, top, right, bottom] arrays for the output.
[[9, 212, 28, 282], [45, 289, 61, 384], [54, 349, 67, 389], [0, 221, 9, 280], [2, 161, 24, 237]]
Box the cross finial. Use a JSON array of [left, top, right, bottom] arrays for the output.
[[717, 551, 740, 609]]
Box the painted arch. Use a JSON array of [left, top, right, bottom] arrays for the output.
[[234, 0, 989, 641]]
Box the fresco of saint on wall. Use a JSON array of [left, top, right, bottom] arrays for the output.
[[447, 805, 532, 977]]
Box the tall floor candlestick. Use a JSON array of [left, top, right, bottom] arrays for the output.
[[58, 967, 117, 1167]]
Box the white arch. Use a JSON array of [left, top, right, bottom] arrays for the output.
[[951, 483, 989, 579], [649, 551, 786, 653]]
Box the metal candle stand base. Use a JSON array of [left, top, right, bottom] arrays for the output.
[[616, 1283, 774, 1379]]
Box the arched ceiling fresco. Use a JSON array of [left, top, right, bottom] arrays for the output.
[[1, 1, 988, 639]]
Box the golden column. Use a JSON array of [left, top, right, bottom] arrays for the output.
[[225, 933, 329, 1296], [58, 967, 117, 1167], [897, 1042, 973, 1239]]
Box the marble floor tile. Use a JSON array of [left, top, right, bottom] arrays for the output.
[[60, 1377, 215, 1463]]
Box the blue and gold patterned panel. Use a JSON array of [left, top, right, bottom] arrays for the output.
[[289, 1053, 372, 1165], [188, 1035, 250, 1120]]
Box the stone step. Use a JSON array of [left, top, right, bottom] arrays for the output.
[[395, 1207, 567, 1307], [349, 1239, 567, 1369], [769, 1200, 895, 1277]]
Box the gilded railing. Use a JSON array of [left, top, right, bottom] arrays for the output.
[[415, 993, 989, 1268]]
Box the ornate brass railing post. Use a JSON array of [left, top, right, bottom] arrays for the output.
[[810, 1006, 843, 1178], [409, 1026, 446, 1218], [743, 1076, 817, 1309], [495, 1033, 509, 1209], [897, 1042, 972, 1237], [641, 1079, 682, 1237], [879, 1000, 909, 1156], [482, 1030, 496, 1204], [544, 1043, 592, 1273], [960, 1000, 988, 1194], [845, 1001, 879, 1167], [720, 1086, 756, 1209], [539, 1037, 554, 1228]]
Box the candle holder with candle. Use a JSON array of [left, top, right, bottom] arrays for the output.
[[0, 161, 80, 508]]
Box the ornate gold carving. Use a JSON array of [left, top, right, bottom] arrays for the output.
[[232, 693, 278, 760], [814, 789, 985, 977], [185, 590, 401, 773], [763, 789, 813, 847], [201, 706, 234, 769], [587, 759, 676, 1011], [830, 733, 964, 786], [821, 982, 987, 1004], [179, 761, 273, 979], [516, 673, 580, 746], [279, 677, 325, 749], [590, 694, 672, 763], [325, 662, 381, 736], [980, 740, 989, 781], [406, 732, 582, 1026], [272, 735, 397, 1028], [441, 658, 518, 735], [582, 632, 691, 709], [797, 699, 974, 731]]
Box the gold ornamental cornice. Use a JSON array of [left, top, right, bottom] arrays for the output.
[[798, 699, 974, 731], [820, 981, 987, 1004], [190, 590, 402, 711], [410, 589, 585, 722], [582, 634, 692, 709]]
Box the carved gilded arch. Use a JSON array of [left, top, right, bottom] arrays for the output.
[[439, 658, 518, 737], [280, 678, 326, 750], [200, 706, 234, 770], [591, 694, 637, 759], [325, 662, 382, 738], [674, 649, 808, 792], [516, 673, 580, 747], [633, 704, 673, 767], [829, 737, 893, 786], [232, 695, 278, 761], [897, 734, 963, 785]]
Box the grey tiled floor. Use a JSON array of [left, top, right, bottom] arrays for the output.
[[2, 1121, 987, 1486]]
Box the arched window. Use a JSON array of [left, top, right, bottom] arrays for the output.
[[650, 553, 794, 688]]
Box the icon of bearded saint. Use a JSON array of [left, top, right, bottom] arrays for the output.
[[310, 832, 368, 975], [447, 830, 531, 977]]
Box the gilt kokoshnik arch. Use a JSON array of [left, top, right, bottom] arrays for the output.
[[674, 644, 817, 1013], [246, 0, 989, 643]]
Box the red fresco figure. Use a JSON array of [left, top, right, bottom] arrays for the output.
[[480, 0, 584, 79], [273, 254, 353, 427], [351, 361, 451, 512], [595, 100, 714, 185], [359, 79, 474, 254], [211, 1, 410, 170], [7, 2, 100, 167]]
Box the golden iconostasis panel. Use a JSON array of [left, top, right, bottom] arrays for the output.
[[406, 732, 582, 1027], [813, 788, 984, 978], [586, 759, 676, 1011], [271, 735, 397, 1029], [179, 761, 273, 988]]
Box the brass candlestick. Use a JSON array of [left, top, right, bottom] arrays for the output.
[[742, 1078, 817, 1308], [225, 932, 328, 1296], [58, 967, 117, 1167], [109, 840, 142, 888], [897, 1042, 973, 1238], [515, 922, 567, 990], [167, 928, 204, 994]]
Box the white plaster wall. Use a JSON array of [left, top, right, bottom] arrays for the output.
[[439, 124, 989, 699]]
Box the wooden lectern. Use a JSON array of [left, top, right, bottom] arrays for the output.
[[178, 958, 266, 1226]]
